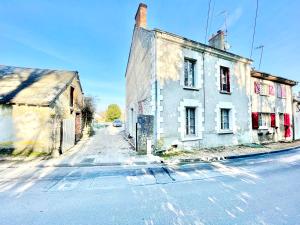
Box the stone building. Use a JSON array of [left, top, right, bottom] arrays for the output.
[[251, 71, 297, 143], [125, 3, 253, 151], [0, 65, 84, 155]]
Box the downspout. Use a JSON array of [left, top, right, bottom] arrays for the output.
[[292, 98, 295, 141], [154, 31, 158, 146], [202, 51, 206, 138]]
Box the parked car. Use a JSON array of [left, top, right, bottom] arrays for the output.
[[112, 119, 122, 127]]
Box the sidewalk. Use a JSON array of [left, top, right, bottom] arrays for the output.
[[161, 140, 300, 164]]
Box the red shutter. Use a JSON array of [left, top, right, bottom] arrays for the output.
[[284, 113, 290, 126], [269, 85, 275, 96], [252, 112, 259, 129], [254, 81, 260, 94], [284, 113, 291, 138], [226, 70, 230, 92], [270, 113, 276, 127]]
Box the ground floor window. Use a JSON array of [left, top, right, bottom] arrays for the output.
[[186, 107, 196, 135], [220, 108, 230, 130], [258, 113, 270, 127]]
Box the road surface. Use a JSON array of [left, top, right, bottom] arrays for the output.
[[0, 148, 300, 224]]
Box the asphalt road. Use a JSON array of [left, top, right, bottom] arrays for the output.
[[0, 148, 300, 225]]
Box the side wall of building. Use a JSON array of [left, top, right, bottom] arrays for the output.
[[155, 33, 252, 149], [125, 27, 155, 142]]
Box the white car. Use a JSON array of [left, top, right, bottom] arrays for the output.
[[112, 119, 122, 127]]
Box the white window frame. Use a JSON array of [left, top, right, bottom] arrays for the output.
[[215, 102, 236, 134], [220, 66, 230, 93], [185, 107, 196, 136], [184, 58, 196, 88], [221, 108, 230, 130], [178, 99, 204, 141]]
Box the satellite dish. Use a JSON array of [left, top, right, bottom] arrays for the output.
[[225, 42, 231, 51]]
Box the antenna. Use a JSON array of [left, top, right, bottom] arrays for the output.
[[219, 10, 229, 50], [219, 10, 228, 35], [204, 0, 212, 44], [255, 45, 264, 70]]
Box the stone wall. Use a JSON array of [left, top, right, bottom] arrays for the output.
[[155, 32, 252, 149], [0, 76, 84, 155]]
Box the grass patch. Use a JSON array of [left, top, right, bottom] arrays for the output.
[[158, 149, 194, 160]]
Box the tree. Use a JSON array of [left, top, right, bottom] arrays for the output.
[[82, 97, 96, 127], [106, 104, 121, 122]]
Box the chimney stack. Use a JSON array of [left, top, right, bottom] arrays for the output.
[[135, 3, 147, 28], [208, 30, 226, 51]]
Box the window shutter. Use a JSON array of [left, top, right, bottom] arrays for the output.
[[254, 82, 260, 94], [284, 113, 290, 126], [269, 85, 274, 96], [252, 112, 259, 129], [226, 71, 230, 92], [270, 113, 276, 127]]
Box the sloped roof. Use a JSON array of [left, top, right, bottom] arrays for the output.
[[251, 70, 298, 86], [0, 65, 78, 106]]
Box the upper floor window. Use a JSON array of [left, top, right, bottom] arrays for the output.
[[220, 66, 230, 93], [220, 108, 230, 130], [186, 107, 196, 135], [277, 84, 286, 98], [254, 81, 275, 96], [70, 86, 74, 107], [184, 59, 196, 87]]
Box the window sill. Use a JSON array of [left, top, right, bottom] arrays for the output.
[[219, 91, 231, 95], [258, 126, 269, 130], [183, 86, 200, 91], [218, 130, 233, 134], [181, 136, 202, 142]]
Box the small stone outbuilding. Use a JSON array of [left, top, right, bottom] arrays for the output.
[[0, 65, 84, 155]]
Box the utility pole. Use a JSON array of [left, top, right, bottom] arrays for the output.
[[255, 45, 264, 70]]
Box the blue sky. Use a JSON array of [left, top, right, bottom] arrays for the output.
[[0, 0, 299, 111]]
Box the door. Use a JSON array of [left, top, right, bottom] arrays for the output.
[[60, 118, 75, 153]]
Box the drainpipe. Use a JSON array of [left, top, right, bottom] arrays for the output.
[[154, 32, 158, 146], [292, 98, 295, 141], [202, 51, 206, 136]]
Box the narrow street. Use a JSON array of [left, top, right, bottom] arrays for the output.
[[0, 134, 300, 224]]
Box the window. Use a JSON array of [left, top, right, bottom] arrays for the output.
[[186, 107, 196, 135], [221, 109, 230, 130], [258, 113, 270, 127], [70, 86, 74, 107], [260, 83, 268, 96], [220, 66, 230, 93], [184, 59, 195, 87], [277, 84, 286, 98], [252, 113, 276, 129]]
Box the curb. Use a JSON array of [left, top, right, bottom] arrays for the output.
[[224, 145, 300, 160], [163, 145, 300, 165]]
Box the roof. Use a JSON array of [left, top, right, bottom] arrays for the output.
[[0, 65, 79, 106], [153, 28, 253, 63], [251, 70, 298, 86]]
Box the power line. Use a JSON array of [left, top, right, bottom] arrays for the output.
[[250, 0, 259, 59], [204, 0, 212, 44]]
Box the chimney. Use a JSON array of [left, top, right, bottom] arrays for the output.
[[208, 30, 226, 51], [135, 3, 147, 28]]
